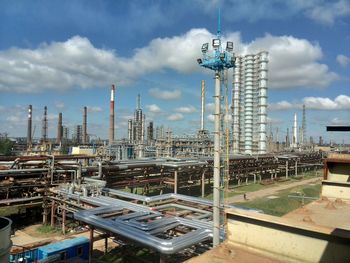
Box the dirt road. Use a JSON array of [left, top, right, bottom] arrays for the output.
[[225, 177, 322, 204]]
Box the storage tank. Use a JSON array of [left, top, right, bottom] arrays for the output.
[[0, 217, 12, 263]]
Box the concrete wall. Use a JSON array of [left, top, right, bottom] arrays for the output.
[[225, 209, 350, 263]]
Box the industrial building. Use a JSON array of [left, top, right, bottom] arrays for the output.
[[1, 9, 349, 263]]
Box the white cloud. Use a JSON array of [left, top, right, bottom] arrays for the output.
[[0, 29, 337, 93], [306, 0, 350, 25], [167, 113, 184, 121], [336, 54, 349, 67], [269, 101, 301, 111], [271, 95, 350, 111], [146, 104, 162, 113], [149, 88, 182, 100], [247, 34, 338, 89], [331, 117, 350, 125], [55, 101, 65, 109], [206, 103, 215, 113], [175, 105, 197, 113], [207, 114, 215, 122], [87, 106, 102, 113], [196, 0, 350, 25]]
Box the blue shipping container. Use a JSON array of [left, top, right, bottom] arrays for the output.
[[37, 237, 89, 262]]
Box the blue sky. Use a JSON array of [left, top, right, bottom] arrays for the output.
[[0, 0, 349, 143]]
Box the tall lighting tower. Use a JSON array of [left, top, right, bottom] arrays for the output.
[[197, 10, 235, 247]]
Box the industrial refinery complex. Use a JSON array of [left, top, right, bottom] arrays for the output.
[[1, 2, 350, 263]]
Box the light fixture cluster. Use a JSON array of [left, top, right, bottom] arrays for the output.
[[197, 38, 235, 71]]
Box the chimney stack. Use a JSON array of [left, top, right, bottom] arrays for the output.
[[41, 106, 48, 143], [82, 106, 87, 144], [109, 84, 115, 145], [200, 80, 205, 130], [56, 112, 62, 144], [293, 113, 297, 147], [27, 105, 32, 147]]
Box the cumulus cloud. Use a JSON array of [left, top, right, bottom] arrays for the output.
[[331, 117, 350, 125], [270, 95, 350, 111], [269, 101, 301, 111], [247, 34, 338, 88], [206, 103, 215, 113], [146, 104, 162, 113], [55, 101, 65, 109], [167, 113, 184, 121], [87, 106, 102, 113], [0, 28, 337, 93], [175, 105, 197, 113], [196, 0, 350, 25], [303, 95, 350, 110], [207, 114, 215, 122], [149, 88, 182, 100], [336, 54, 349, 67], [305, 0, 350, 25]]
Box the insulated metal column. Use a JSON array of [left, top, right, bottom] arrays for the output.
[[41, 106, 48, 143], [244, 55, 254, 154], [232, 58, 241, 154], [109, 84, 115, 145], [200, 80, 205, 130], [128, 119, 133, 143], [258, 51, 268, 154], [57, 112, 62, 145], [213, 72, 221, 247], [83, 106, 87, 144], [293, 113, 297, 148], [27, 105, 32, 147]]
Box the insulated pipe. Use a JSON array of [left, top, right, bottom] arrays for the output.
[[109, 84, 115, 145], [200, 80, 205, 130], [213, 72, 221, 247], [56, 112, 62, 145], [27, 105, 32, 147], [83, 106, 87, 144]]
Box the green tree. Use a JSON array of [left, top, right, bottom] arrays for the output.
[[0, 138, 14, 155]]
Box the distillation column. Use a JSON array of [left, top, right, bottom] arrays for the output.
[[244, 55, 254, 154], [41, 106, 48, 144], [292, 113, 298, 148], [56, 112, 62, 145], [82, 106, 87, 144], [258, 51, 268, 154], [27, 105, 32, 148], [128, 119, 133, 143], [109, 84, 115, 145], [200, 80, 205, 131], [232, 57, 241, 154]]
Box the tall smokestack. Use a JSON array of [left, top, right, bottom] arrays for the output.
[[302, 104, 306, 145], [200, 80, 205, 130], [56, 112, 62, 145], [82, 106, 87, 144], [293, 113, 297, 147], [109, 84, 115, 145], [41, 106, 48, 143], [27, 105, 32, 147]]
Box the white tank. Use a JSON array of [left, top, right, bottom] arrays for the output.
[[0, 217, 12, 263]]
